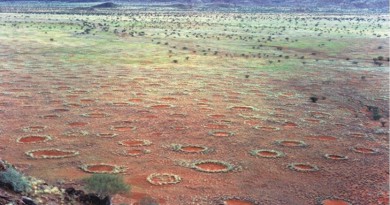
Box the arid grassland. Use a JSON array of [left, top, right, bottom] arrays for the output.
[[0, 10, 389, 205]]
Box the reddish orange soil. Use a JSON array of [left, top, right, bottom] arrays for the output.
[[0, 50, 388, 204]]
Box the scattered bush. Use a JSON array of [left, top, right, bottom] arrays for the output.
[[372, 107, 381, 121], [368, 106, 382, 121], [83, 174, 130, 198], [0, 166, 31, 193], [310, 96, 318, 103]]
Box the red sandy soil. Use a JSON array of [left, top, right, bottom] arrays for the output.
[[0, 50, 389, 204]]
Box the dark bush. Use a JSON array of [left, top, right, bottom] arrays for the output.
[[310, 96, 318, 103], [0, 166, 31, 193], [83, 174, 130, 198]]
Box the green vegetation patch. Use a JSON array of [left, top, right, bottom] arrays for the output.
[[83, 174, 130, 197]]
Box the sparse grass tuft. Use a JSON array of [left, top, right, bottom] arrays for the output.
[[83, 174, 130, 198]]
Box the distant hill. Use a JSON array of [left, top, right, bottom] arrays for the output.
[[151, 0, 388, 9], [91, 2, 118, 8], [0, 0, 388, 10]]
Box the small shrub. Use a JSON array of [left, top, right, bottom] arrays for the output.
[[310, 96, 318, 103], [83, 174, 130, 198], [372, 108, 381, 121], [172, 60, 178, 63], [0, 166, 31, 193]]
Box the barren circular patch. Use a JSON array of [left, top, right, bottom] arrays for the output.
[[283, 122, 298, 128], [192, 160, 234, 173], [208, 114, 226, 119], [228, 106, 257, 111], [96, 133, 118, 138], [305, 136, 337, 141], [324, 154, 348, 160], [17, 135, 52, 143], [149, 104, 174, 109], [170, 126, 189, 131], [26, 149, 79, 159], [224, 199, 254, 205], [319, 198, 352, 205], [209, 130, 234, 137], [111, 126, 137, 132], [128, 98, 143, 103], [217, 197, 260, 205], [308, 111, 332, 119], [146, 173, 181, 186], [146, 173, 181, 185], [351, 147, 379, 154], [288, 163, 319, 172], [118, 149, 150, 157], [349, 133, 367, 138], [171, 144, 209, 154], [22, 125, 47, 133], [250, 149, 285, 158], [109, 102, 133, 106], [203, 124, 230, 129], [40, 114, 60, 119], [80, 164, 126, 174], [51, 108, 70, 112], [119, 139, 152, 147], [63, 130, 89, 137], [253, 126, 280, 131], [81, 112, 109, 118], [67, 122, 88, 127], [275, 140, 307, 147]]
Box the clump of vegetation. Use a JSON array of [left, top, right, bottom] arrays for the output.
[[310, 96, 318, 103], [372, 107, 382, 121], [0, 165, 31, 193], [83, 174, 130, 199], [367, 106, 382, 121]]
